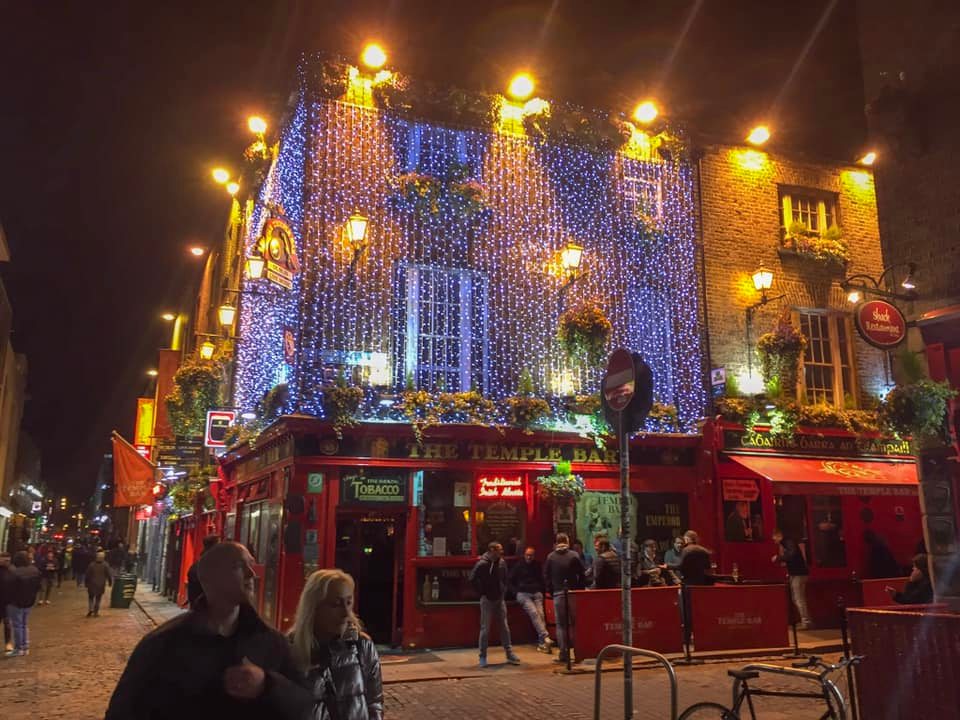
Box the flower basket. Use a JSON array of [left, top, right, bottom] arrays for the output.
[[558, 301, 612, 365], [757, 312, 808, 398], [504, 396, 551, 433], [881, 380, 956, 448], [781, 222, 849, 267], [322, 381, 364, 438], [535, 461, 585, 502]]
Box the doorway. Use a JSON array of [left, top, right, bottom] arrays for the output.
[[335, 512, 404, 645]]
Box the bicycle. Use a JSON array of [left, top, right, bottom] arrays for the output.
[[677, 654, 864, 720]]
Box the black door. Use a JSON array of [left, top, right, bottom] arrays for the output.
[[335, 513, 400, 644]]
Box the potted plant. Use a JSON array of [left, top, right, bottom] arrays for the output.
[[558, 301, 612, 365], [535, 461, 585, 503], [321, 372, 364, 438], [756, 312, 807, 399]]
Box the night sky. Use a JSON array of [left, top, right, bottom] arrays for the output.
[[0, 0, 865, 498]]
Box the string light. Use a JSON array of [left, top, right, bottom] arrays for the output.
[[232, 61, 707, 429]]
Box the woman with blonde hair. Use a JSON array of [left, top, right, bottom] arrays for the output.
[[290, 569, 383, 720]]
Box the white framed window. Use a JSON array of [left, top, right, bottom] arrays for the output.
[[781, 189, 837, 234], [623, 172, 663, 223], [398, 264, 488, 392], [406, 125, 467, 173], [796, 311, 857, 406]]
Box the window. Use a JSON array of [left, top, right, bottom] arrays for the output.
[[397, 264, 488, 392], [406, 125, 467, 173], [417, 470, 472, 557], [623, 171, 663, 223], [781, 189, 837, 234], [797, 311, 857, 406]]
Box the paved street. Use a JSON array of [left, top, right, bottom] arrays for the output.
[[0, 582, 854, 719]]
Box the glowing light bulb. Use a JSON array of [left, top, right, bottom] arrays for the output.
[[747, 125, 771, 146], [633, 100, 658, 125], [361, 43, 387, 70], [508, 72, 535, 101]]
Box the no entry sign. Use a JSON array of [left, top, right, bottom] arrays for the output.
[[604, 349, 635, 412]]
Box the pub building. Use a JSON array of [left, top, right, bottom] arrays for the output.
[[198, 51, 921, 651]]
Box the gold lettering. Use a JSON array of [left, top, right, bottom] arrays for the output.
[[519, 446, 536, 461], [469, 444, 482, 460], [498, 445, 519, 461], [423, 443, 443, 460], [573, 447, 589, 463], [408, 444, 422, 459], [548, 447, 563, 461], [484, 444, 499, 461], [443, 444, 458, 460], [603, 448, 618, 464], [534, 446, 549, 461], [588, 448, 602, 463]]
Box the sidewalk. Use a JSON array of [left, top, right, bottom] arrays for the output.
[[132, 583, 187, 627]]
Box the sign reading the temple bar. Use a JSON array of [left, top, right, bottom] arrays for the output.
[[476, 475, 524, 500], [854, 300, 907, 349], [340, 475, 406, 504]]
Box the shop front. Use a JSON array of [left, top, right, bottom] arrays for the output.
[[706, 420, 920, 626], [219, 417, 704, 647]]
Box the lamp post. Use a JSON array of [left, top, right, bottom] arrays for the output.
[[558, 242, 585, 312], [245, 255, 265, 280], [346, 211, 370, 287], [745, 265, 786, 376]]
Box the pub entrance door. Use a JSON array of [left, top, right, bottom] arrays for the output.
[[335, 511, 405, 645]]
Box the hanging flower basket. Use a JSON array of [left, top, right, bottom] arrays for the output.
[[881, 380, 956, 449], [558, 301, 612, 365], [504, 396, 551, 433], [535, 461, 585, 502], [756, 312, 807, 398], [321, 380, 364, 439]]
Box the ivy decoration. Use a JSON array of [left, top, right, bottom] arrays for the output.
[[165, 361, 223, 438], [535, 461, 586, 502], [558, 301, 612, 366]]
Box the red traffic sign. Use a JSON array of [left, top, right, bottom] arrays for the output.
[[604, 349, 636, 412], [205, 410, 237, 448], [854, 300, 907, 349]]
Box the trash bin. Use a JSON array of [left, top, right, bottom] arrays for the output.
[[110, 572, 138, 609]]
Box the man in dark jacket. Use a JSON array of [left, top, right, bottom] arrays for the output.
[[772, 530, 810, 627], [105, 541, 311, 720], [509, 546, 552, 653], [73, 544, 91, 587], [5, 551, 40, 657], [544, 533, 585, 664], [469, 542, 520, 668], [679, 530, 715, 586], [591, 537, 621, 589], [187, 534, 220, 608], [85, 551, 113, 617]]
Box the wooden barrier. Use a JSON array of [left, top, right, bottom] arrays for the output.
[[849, 606, 960, 719], [688, 584, 789, 652], [552, 586, 683, 659], [859, 576, 908, 607]]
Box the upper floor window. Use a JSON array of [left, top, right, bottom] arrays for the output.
[[780, 188, 837, 235], [623, 172, 662, 224], [797, 311, 856, 406], [406, 125, 467, 174], [397, 264, 488, 393]]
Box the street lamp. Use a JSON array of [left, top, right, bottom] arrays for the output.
[[346, 211, 370, 286], [161, 312, 176, 322], [858, 150, 877, 166], [558, 242, 586, 311], [147, 369, 159, 377], [218, 304, 237, 328], [199, 341, 215, 361], [211, 167, 230, 184], [189, 246, 206, 257], [745, 265, 786, 375], [360, 43, 388, 70], [248, 115, 268, 136], [508, 72, 535, 101], [245, 255, 265, 280], [747, 125, 771, 146], [632, 100, 659, 125], [226, 181, 240, 196], [841, 262, 918, 303]]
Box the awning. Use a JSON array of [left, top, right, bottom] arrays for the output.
[[728, 455, 918, 496]]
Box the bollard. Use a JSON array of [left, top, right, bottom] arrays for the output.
[[837, 597, 859, 720]]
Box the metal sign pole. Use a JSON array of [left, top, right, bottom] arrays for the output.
[[619, 410, 633, 720]]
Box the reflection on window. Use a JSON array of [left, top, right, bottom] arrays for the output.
[[418, 470, 472, 557], [810, 495, 846, 568]]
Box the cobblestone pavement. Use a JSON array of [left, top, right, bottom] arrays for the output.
[[0, 580, 152, 720], [0, 583, 854, 719]]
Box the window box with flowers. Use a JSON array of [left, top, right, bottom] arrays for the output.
[[779, 222, 849, 268]]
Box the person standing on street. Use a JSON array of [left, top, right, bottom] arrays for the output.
[[772, 529, 811, 628], [590, 535, 621, 589], [105, 541, 311, 720], [544, 533, 586, 665], [290, 568, 384, 720], [664, 536, 685, 578], [107, 542, 126, 577], [5, 551, 40, 657], [39, 550, 59, 605], [0, 553, 13, 652], [187, 535, 221, 608], [469, 541, 520, 668], [509, 546, 553, 654], [679, 530, 715, 586], [85, 551, 113, 617], [73, 544, 91, 587], [59, 545, 72, 587]]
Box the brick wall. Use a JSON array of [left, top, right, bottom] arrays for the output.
[[699, 144, 888, 404]]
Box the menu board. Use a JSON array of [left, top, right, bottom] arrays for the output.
[[477, 501, 524, 554]]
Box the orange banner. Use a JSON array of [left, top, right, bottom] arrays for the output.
[[112, 432, 156, 507]]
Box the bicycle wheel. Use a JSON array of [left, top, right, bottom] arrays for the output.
[[678, 702, 740, 720]]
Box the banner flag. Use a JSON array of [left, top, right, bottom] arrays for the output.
[[112, 431, 157, 507]]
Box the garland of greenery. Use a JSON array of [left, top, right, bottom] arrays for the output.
[[558, 301, 613, 365], [165, 362, 223, 437], [756, 313, 807, 398], [535, 461, 586, 502]]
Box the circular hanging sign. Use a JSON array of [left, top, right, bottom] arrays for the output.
[[854, 299, 907, 349]]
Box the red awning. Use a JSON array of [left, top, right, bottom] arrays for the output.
[[728, 454, 918, 496]]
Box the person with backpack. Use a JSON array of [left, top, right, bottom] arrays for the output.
[[5, 551, 40, 657], [544, 533, 586, 665]]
